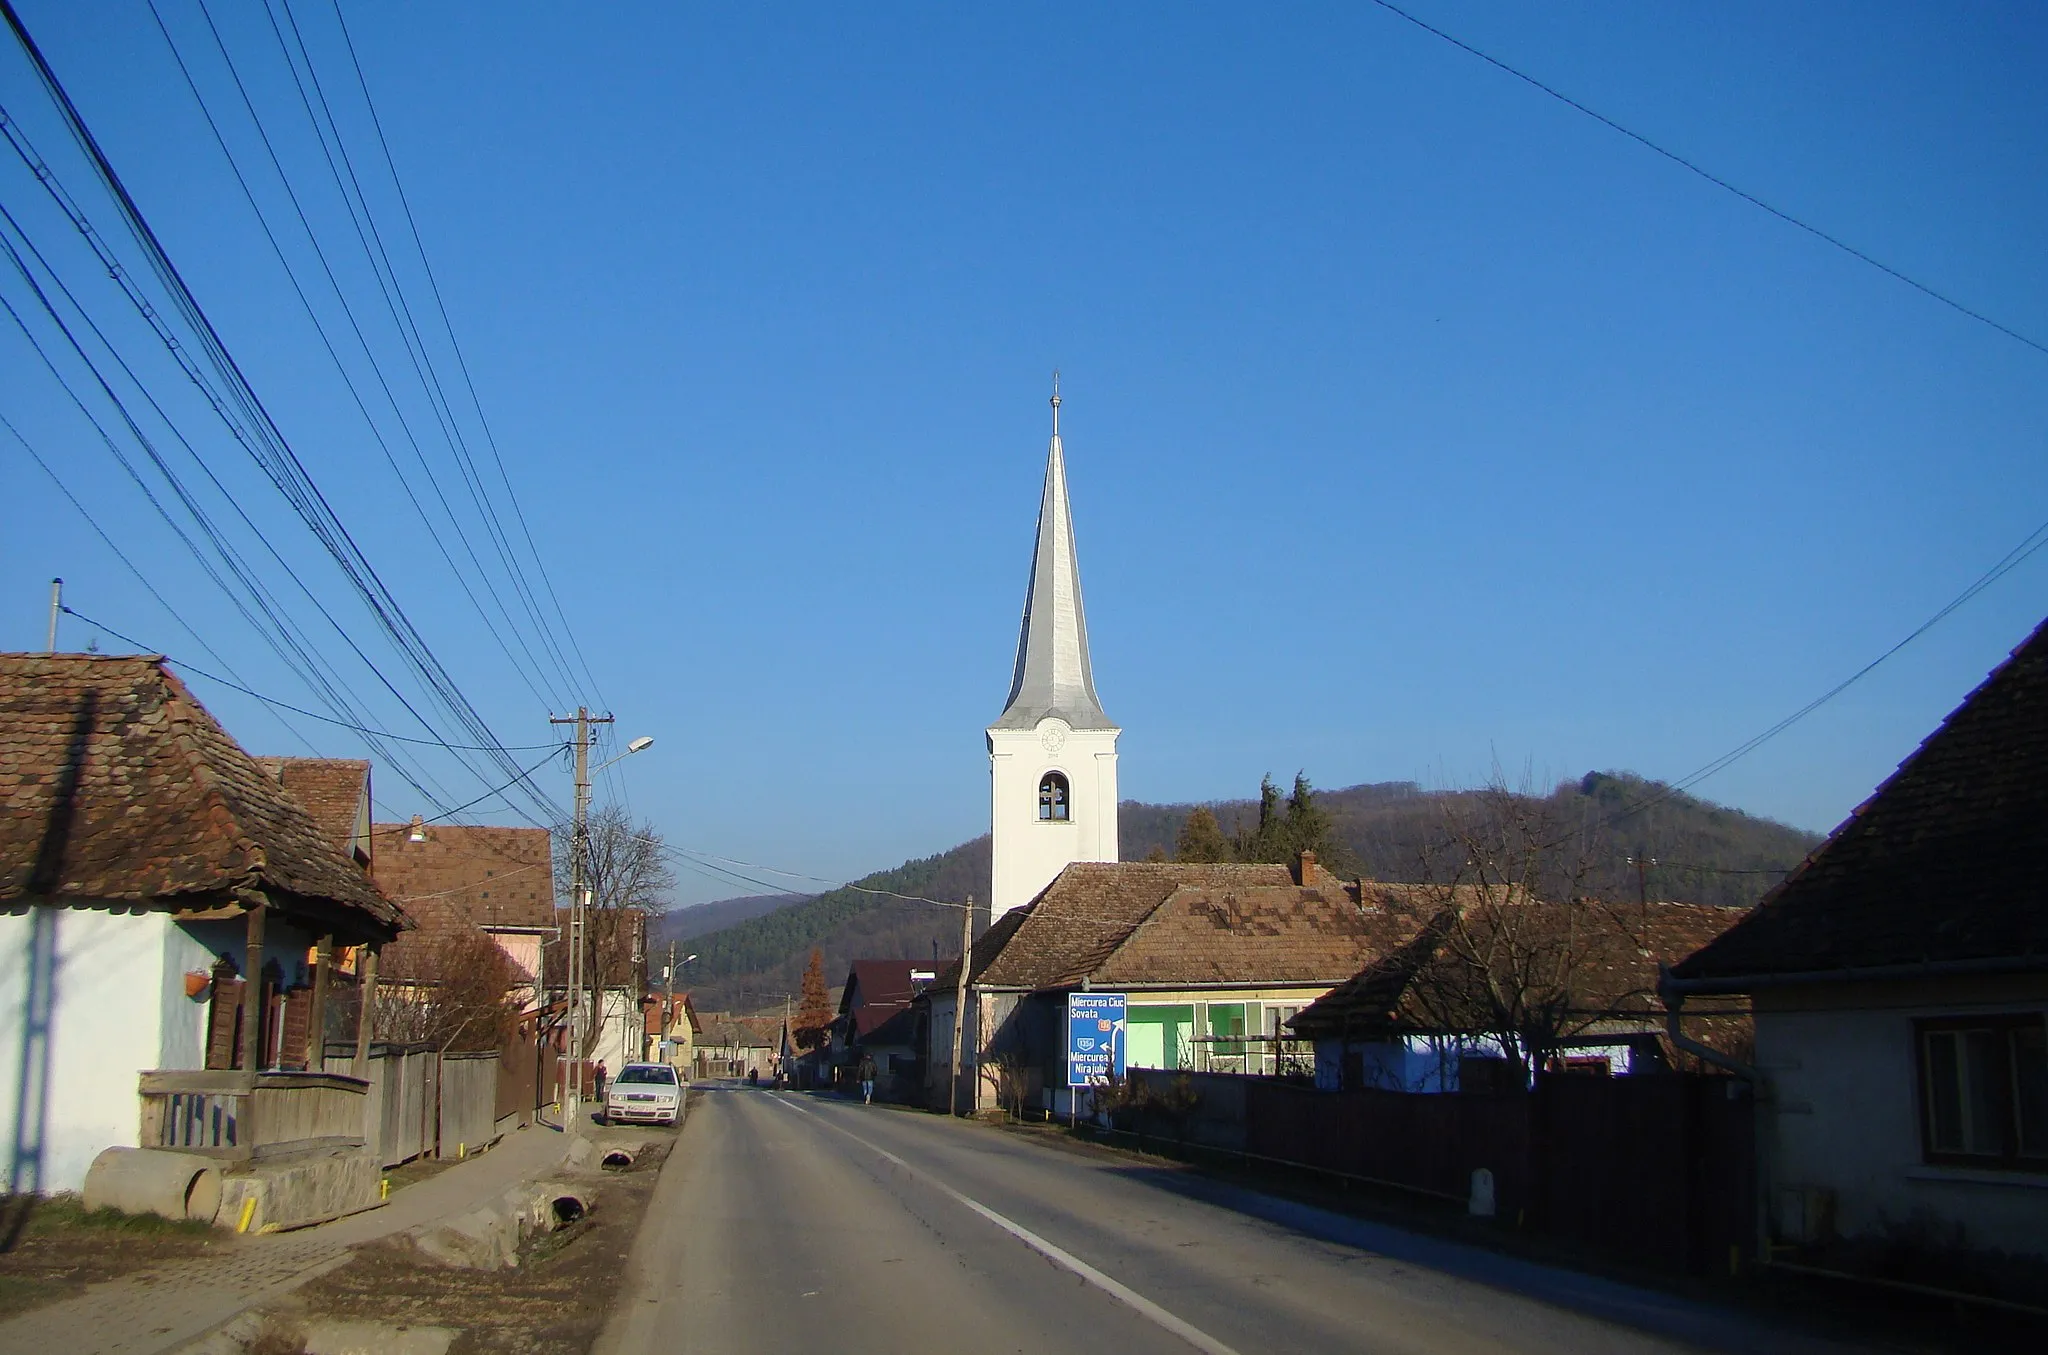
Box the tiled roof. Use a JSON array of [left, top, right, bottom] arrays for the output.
[[1092, 867, 1424, 987], [0, 654, 405, 938], [373, 823, 554, 931], [1294, 900, 1746, 1040], [935, 860, 1427, 994], [696, 1012, 784, 1049], [975, 862, 1295, 989], [840, 960, 925, 1038], [1674, 615, 2048, 984], [256, 758, 369, 861]]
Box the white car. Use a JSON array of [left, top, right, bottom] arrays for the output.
[[603, 1062, 683, 1126]]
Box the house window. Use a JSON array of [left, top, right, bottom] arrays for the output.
[[1038, 772, 1070, 821], [1917, 1014, 2048, 1169]]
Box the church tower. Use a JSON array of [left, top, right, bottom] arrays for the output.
[[988, 381, 1120, 920]]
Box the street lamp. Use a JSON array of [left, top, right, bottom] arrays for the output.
[[562, 724, 656, 1127], [660, 951, 697, 1065]]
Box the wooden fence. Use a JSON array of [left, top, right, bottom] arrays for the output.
[[1243, 1074, 1755, 1274], [138, 1069, 368, 1160]]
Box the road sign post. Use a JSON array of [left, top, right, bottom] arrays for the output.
[[1067, 992, 1127, 1123]]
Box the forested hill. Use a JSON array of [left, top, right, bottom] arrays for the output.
[[649, 894, 808, 951], [678, 772, 1822, 1012], [683, 840, 989, 1013]]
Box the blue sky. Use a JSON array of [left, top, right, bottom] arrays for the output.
[[3, 3, 2045, 904]]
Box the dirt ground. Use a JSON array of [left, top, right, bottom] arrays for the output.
[[0, 1195, 235, 1319], [255, 1135, 674, 1355]]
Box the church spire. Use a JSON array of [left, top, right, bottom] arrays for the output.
[[992, 376, 1114, 732]]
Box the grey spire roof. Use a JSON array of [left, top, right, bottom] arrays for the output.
[[991, 390, 1115, 732]]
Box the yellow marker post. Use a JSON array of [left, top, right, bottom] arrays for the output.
[[380, 1177, 391, 1201], [236, 1197, 257, 1234]]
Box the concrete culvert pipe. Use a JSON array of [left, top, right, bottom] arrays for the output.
[[600, 1146, 638, 1170], [551, 1193, 588, 1226], [83, 1147, 223, 1224]]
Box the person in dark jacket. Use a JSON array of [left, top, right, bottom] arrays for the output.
[[857, 1052, 878, 1105]]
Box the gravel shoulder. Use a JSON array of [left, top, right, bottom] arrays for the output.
[[247, 1132, 675, 1355]]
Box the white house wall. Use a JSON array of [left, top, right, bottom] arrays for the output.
[[0, 906, 207, 1194], [1756, 975, 2048, 1261]]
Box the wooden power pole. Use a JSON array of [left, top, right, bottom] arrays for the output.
[[949, 895, 973, 1117]]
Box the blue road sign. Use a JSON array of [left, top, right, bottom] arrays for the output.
[[1067, 992, 1127, 1087]]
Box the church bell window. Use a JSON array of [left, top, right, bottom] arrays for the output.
[[1038, 772, 1070, 821]]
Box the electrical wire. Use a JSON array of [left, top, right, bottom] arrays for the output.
[[149, 0, 569, 713], [270, 0, 594, 709], [1366, 0, 2048, 360], [320, 0, 609, 712], [54, 604, 569, 754], [1604, 511, 2048, 829], [0, 2, 566, 826]]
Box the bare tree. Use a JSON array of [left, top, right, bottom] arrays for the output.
[[551, 805, 674, 1062], [375, 926, 524, 1052], [1401, 778, 1641, 1081]]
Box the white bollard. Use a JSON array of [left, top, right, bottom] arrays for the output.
[[1468, 1166, 1496, 1218]]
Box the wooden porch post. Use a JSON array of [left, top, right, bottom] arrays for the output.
[[354, 945, 380, 1078], [308, 934, 333, 1072], [239, 902, 266, 1149]]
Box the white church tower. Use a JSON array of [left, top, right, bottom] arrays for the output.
[[988, 381, 1120, 921]]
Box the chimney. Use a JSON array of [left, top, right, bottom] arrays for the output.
[[1295, 850, 1316, 886], [407, 814, 427, 843]]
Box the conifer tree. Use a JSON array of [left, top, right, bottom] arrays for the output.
[[1174, 806, 1232, 862], [794, 948, 833, 1051]]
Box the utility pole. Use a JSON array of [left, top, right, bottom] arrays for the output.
[[949, 895, 972, 1118], [549, 706, 613, 1124], [46, 578, 61, 653], [663, 939, 678, 1064], [1628, 853, 1657, 925]]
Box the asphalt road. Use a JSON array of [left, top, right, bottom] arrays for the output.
[[599, 1084, 1867, 1355]]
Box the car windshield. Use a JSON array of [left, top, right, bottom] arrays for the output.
[[615, 1066, 678, 1086]]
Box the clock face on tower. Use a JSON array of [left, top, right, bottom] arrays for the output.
[[1037, 718, 1069, 755]]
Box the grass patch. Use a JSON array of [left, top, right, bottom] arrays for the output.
[[1, 1194, 212, 1239], [0, 1273, 67, 1319], [381, 1157, 459, 1194]]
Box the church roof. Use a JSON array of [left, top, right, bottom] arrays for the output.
[[990, 390, 1115, 732]]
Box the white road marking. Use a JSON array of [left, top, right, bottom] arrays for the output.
[[772, 1096, 1244, 1355]]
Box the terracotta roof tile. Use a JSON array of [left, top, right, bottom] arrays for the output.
[[256, 758, 369, 861], [0, 654, 405, 938], [946, 861, 1430, 993], [1295, 899, 1746, 1039], [1674, 615, 2048, 982]]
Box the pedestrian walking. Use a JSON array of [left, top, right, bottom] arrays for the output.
[[594, 1059, 609, 1107], [857, 1052, 878, 1105]]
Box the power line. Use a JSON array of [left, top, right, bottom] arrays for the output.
[[1605, 511, 2048, 829], [0, 410, 334, 760], [148, 0, 570, 713], [273, 0, 597, 709], [321, 0, 609, 712], [1, 1, 566, 825], [54, 605, 569, 754], [1366, 0, 2048, 360], [0, 216, 474, 811]]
